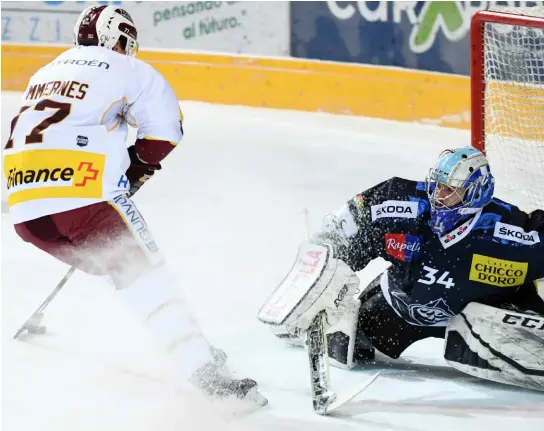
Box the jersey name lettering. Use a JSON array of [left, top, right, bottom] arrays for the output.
[[26, 80, 89, 101]]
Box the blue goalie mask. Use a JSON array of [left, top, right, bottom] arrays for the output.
[[426, 147, 495, 235]]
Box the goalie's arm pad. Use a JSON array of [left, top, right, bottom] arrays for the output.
[[444, 302, 544, 391]]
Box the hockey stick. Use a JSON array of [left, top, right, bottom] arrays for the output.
[[13, 266, 76, 339], [301, 208, 380, 414], [307, 310, 380, 415], [307, 310, 337, 413]]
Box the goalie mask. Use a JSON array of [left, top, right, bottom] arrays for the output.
[[426, 147, 495, 235], [74, 5, 139, 57]]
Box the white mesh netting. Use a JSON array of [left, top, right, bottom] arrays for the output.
[[481, 6, 544, 211]]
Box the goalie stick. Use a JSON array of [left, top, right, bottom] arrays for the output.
[[307, 310, 380, 415], [259, 208, 379, 414]]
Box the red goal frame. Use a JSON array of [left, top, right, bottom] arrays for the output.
[[470, 9, 544, 153]]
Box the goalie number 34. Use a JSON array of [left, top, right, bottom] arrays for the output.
[[417, 266, 455, 289]]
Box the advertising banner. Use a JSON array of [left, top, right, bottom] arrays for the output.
[[291, 1, 544, 76], [1, 1, 289, 55]]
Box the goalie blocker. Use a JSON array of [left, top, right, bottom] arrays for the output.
[[258, 239, 544, 391]]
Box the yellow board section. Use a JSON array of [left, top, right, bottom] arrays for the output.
[[1, 43, 471, 129], [4, 149, 105, 205], [485, 80, 544, 141]]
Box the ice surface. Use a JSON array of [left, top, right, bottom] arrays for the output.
[[2, 92, 543, 431]]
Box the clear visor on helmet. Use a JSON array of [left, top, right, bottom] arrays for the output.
[[126, 38, 139, 57], [118, 22, 138, 57]]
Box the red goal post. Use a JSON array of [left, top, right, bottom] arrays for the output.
[[470, 7, 544, 211]]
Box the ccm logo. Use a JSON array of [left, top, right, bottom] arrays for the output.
[[371, 201, 419, 221], [502, 313, 544, 331], [334, 285, 349, 307]]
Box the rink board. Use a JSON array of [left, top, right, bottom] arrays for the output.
[[1, 43, 470, 130]]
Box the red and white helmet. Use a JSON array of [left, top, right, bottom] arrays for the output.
[[74, 5, 138, 56]]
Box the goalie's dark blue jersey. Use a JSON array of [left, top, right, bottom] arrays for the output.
[[325, 177, 544, 327]]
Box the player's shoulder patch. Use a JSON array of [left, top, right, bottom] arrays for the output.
[[485, 200, 542, 246], [371, 200, 419, 222], [353, 178, 427, 225], [493, 221, 540, 246]]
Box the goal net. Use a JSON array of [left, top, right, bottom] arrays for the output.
[[471, 6, 544, 212]]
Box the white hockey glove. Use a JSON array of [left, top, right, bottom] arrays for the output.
[[257, 239, 361, 337], [444, 302, 544, 391]]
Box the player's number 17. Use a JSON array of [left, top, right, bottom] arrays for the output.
[[5, 99, 72, 149]]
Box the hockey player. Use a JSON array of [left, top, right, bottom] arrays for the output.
[[4, 5, 266, 406], [259, 147, 544, 391]]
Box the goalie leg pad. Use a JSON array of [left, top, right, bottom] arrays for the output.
[[444, 302, 544, 391], [326, 298, 364, 369]]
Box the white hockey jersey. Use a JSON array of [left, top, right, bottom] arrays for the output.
[[3, 45, 183, 223]]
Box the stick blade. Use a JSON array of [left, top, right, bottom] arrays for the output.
[[323, 372, 380, 414], [13, 312, 45, 339]]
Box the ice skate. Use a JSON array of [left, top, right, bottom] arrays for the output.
[[191, 348, 268, 407]]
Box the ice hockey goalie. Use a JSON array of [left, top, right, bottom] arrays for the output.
[[259, 147, 544, 392]]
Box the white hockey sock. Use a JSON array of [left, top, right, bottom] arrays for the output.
[[118, 265, 215, 381]]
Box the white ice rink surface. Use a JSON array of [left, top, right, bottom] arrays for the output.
[[2, 92, 543, 430]]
